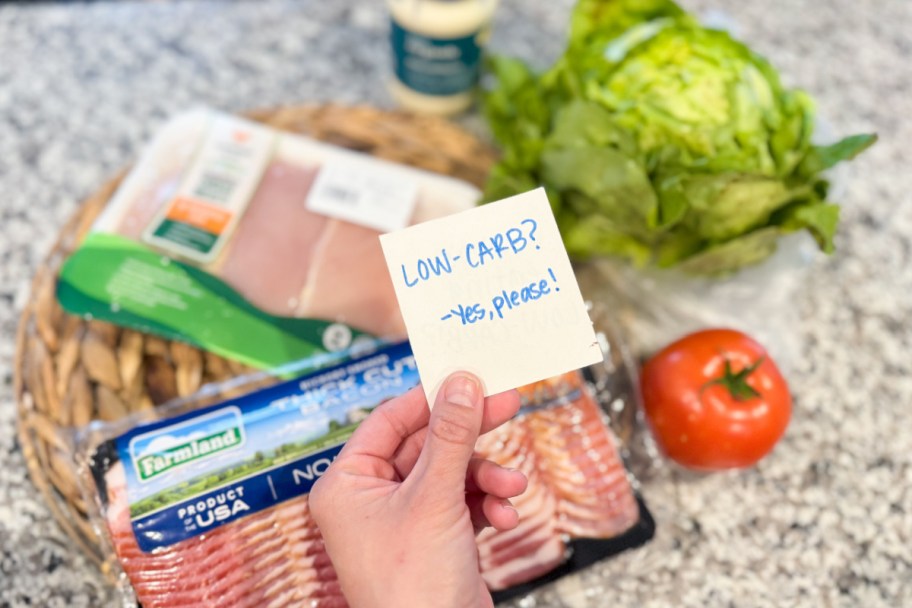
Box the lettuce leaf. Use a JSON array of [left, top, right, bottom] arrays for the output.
[[480, 0, 876, 274]]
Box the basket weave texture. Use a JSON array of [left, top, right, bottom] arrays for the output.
[[14, 104, 496, 566]]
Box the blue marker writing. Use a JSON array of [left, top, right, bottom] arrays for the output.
[[401, 249, 453, 287], [448, 303, 487, 325], [402, 217, 543, 288], [522, 219, 540, 250], [465, 226, 531, 268], [492, 279, 551, 319], [438, 268, 560, 324]]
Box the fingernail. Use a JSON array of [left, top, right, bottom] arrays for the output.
[[500, 500, 518, 514], [445, 374, 479, 408]]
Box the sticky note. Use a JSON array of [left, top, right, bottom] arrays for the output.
[[379, 187, 603, 405]]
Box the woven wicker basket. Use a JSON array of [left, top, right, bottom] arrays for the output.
[[14, 104, 497, 567]]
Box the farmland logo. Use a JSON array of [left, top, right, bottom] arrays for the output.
[[130, 407, 245, 483]]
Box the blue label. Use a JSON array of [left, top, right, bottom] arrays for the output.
[[115, 341, 419, 551], [390, 19, 483, 96]]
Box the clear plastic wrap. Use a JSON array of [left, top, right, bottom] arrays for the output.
[[575, 231, 819, 374]]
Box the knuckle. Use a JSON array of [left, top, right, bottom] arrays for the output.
[[470, 457, 492, 481], [377, 405, 411, 440], [308, 476, 332, 522], [430, 413, 476, 447]]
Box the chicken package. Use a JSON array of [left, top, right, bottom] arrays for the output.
[[58, 109, 481, 370], [79, 340, 654, 608]]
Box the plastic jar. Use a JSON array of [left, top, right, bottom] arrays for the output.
[[387, 0, 499, 116]]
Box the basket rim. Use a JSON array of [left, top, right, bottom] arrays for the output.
[[14, 199, 109, 566]]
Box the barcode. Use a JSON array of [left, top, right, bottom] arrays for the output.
[[321, 184, 360, 206], [193, 172, 238, 204]]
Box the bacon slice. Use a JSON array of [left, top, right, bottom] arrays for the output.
[[104, 463, 345, 608], [523, 373, 640, 539], [475, 418, 567, 591], [103, 373, 639, 604]]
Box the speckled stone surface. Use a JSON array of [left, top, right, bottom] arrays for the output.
[[0, 1, 909, 606]]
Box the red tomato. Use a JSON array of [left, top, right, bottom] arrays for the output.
[[639, 328, 791, 471]]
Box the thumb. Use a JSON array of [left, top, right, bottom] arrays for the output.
[[410, 372, 484, 492]]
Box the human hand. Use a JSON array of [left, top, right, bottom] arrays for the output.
[[309, 372, 526, 608]]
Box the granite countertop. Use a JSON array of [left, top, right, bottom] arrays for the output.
[[1, 0, 910, 606]]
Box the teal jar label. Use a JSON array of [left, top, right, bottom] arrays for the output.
[[390, 19, 482, 96]]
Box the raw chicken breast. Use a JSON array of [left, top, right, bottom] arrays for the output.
[[296, 220, 406, 338], [215, 161, 326, 317]]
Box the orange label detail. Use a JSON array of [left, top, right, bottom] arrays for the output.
[[166, 197, 233, 234]]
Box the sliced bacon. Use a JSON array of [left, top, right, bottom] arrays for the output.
[[104, 370, 640, 604], [523, 375, 639, 540], [105, 464, 346, 608], [481, 535, 567, 591]]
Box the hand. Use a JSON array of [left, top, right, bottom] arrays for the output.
[[309, 372, 526, 608]]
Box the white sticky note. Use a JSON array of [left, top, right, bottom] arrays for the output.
[[306, 159, 419, 233], [379, 187, 603, 405]]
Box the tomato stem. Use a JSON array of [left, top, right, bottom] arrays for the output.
[[703, 357, 764, 401]]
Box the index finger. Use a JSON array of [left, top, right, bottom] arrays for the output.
[[390, 388, 521, 479], [338, 385, 430, 461], [339, 386, 521, 466]]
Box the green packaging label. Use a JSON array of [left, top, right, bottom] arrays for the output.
[[141, 114, 275, 264], [390, 19, 483, 96], [57, 232, 371, 370], [134, 408, 246, 482]]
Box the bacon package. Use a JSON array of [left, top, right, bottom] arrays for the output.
[[79, 340, 654, 607], [57, 109, 480, 370]]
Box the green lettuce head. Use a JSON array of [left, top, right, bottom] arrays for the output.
[[482, 0, 875, 274]]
